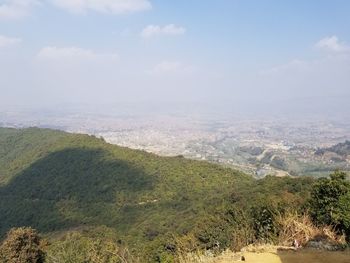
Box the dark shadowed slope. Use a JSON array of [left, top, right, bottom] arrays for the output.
[[0, 127, 252, 250]]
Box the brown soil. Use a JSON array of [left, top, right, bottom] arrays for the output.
[[213, 250, 350, 263]]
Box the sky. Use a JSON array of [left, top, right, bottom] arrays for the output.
[[0, 0, 350, 116]]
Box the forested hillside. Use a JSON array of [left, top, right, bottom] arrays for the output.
[[0, 128, 349, 262], [316, 140, 350, 157], [0, 128, 253, 259]]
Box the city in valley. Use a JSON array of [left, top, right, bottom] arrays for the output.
[[2, 109, 350, 178]]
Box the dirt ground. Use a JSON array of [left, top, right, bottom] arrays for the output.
[[212, 250, 350, 263]]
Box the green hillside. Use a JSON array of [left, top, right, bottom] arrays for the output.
[[3, 127, 346, 263], [0, 127, 255, 258]]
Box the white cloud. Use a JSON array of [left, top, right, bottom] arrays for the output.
[[0, 0, 151, 19], [141, 24, 186, 38], [0, 35, 22, 48], [152, 61, 181, 74], [51, 0, 152, 14], [148, 61, 195, 75], [0, 0, 38, 20], [30, 46, 121, 103], [261, 36, 350, 77], [257, 52, 350, 101], [315, 36, 350, 52], [37, 46, 118, 61], [259, 59, 310, 76]]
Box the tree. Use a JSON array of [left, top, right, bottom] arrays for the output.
[[309, 171, 350, 229], [337, 191, 350, 238], [0, 227, 46, 263]]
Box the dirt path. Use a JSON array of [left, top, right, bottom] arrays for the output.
[[212, 250, 350, 263]]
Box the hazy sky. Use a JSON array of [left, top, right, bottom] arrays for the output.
[[1, 0, 350, 115]]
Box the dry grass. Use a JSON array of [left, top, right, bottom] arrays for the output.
[[177, 211, 348, 263], [275, 211, 345, 246]]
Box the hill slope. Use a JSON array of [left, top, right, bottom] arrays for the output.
[[0, 128, 253, 253], [316, 140, 350, 158]]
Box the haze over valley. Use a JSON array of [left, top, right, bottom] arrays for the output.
[[2, 106, 350, 178]]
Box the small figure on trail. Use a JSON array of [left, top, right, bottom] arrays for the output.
[[293, 239, 300, 249], [241, 255, 245, 261]]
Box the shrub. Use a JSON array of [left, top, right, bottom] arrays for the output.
[[337, 191, 350, 239], [309, 170, 350, 229], [0, 227, 46, 263], [46, 231, 136, 263]]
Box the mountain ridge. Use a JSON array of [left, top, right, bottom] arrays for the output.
[[0, 127, 253, 254]]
